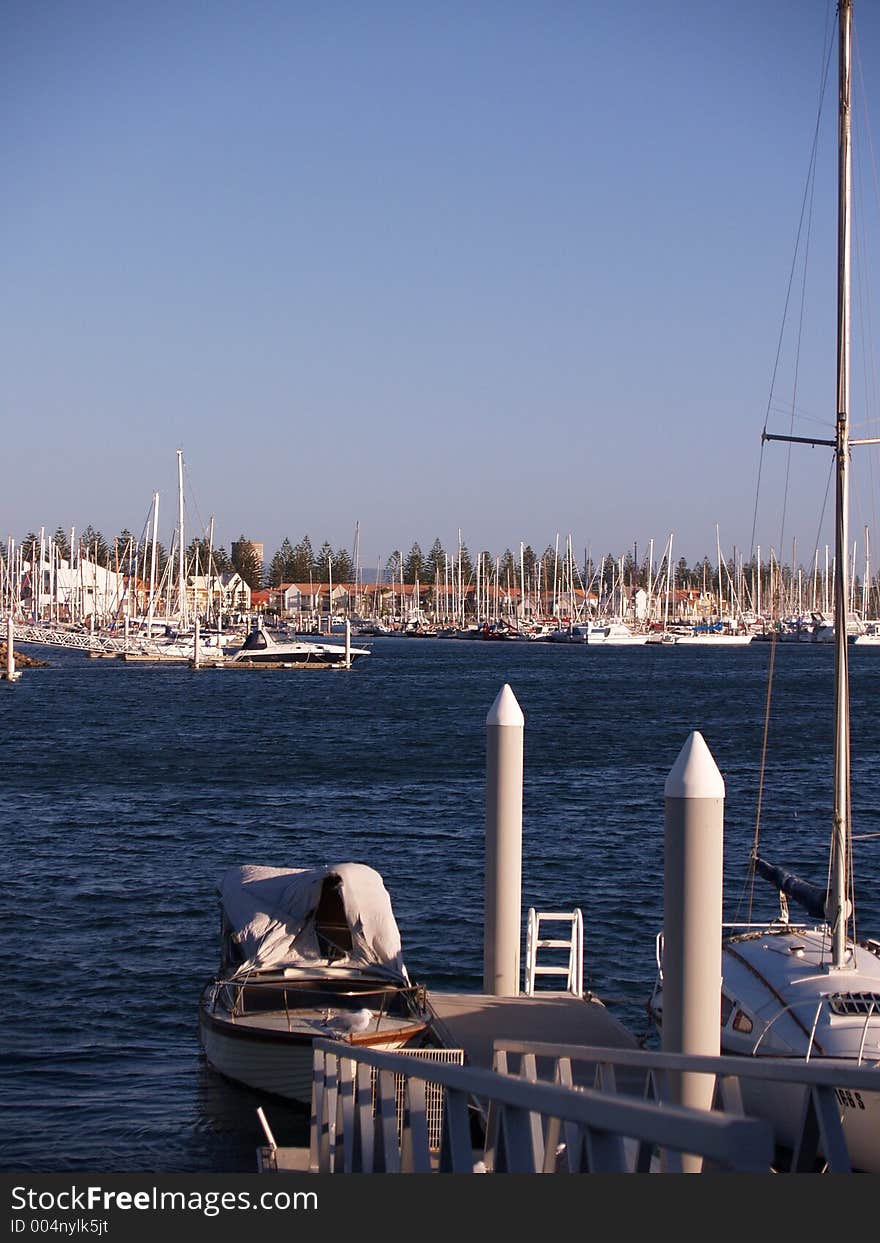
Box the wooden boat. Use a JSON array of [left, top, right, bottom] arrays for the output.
[[199, 863, 431, 1103]]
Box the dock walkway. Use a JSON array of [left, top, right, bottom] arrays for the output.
[[424, 989, 638, 1072]]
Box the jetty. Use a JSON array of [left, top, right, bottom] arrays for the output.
[[251, 685, 878, 1175]]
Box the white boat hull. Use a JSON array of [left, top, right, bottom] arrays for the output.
[[199, 996, 427, 1104], [672, 633, 753, 646], [200, 1010, 316, 1102]]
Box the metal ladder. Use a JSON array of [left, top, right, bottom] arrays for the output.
[[523, 908, 584, 997]]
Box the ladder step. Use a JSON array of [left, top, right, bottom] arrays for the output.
[[532, 966, 573, 976], [535, 939, 574, 948], [534, 912, 578, 922]]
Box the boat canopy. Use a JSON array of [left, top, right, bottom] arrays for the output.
[[217, 863, 410, 982]]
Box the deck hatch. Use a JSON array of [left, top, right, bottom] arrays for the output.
[[828, 991, 880, 1016]]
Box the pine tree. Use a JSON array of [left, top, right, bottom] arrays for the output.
[[291, 536, 314, 581], [425, 538, 446, 582], [232, 536, 264, 590], [403, 542, 424, 584], [52, 526, 71, 562], [314, 542, 333, 580], [333, 547, 354, 582], [384, 551, 402, 584], [79, 526, 110, 566], [267, 538, 296, 587]]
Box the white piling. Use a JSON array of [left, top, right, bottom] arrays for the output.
[[662, 731, 724, 1170], [345, 619, 351, 669], [193, 616, 201, 669], [483, 684, 524, 996], [4, 615, 21, 682]]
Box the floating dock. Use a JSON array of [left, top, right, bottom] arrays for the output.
[[260, 987, 640, 1172], [423, 988, 638, 1072]]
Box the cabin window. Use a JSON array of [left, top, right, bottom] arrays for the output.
[[732, 1009, 753, 1035], [720, 993, 735, 1027]]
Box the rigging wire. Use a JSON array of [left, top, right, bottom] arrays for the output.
[[745, 23, 836, 914]]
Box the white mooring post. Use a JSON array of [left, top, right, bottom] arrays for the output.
[[193, 616, 201, 669], [663, 730, 724, 1171], [344, 619, 351, 669], [484, 683, 524, 996], [4, 615, 21, 682]]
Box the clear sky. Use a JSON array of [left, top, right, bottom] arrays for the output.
[[4, 0, 880, 573]]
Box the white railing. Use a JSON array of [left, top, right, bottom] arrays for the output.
[[11, 624, 147, 654], [492, 1040, 880, 1173], [307, 1037, 774, 1173]]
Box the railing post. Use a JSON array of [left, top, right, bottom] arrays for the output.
[[3, 614, 20, 682]]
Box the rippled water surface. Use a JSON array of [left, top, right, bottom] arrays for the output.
[[2, 637, 879, 1171]]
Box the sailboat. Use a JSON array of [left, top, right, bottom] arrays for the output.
[[650, 0, 880, 1172]]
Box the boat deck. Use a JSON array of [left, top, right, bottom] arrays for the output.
[[207, 1005, 426, 1042]]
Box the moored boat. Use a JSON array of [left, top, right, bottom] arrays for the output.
[[199, 863, 432, 1103], [226, 621, 369, 668]]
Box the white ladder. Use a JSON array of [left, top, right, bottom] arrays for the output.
[[523, 908, 584, 998]]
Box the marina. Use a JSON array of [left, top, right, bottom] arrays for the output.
[[2, 635, 880, 1172], [6, 1, 880, 1187]]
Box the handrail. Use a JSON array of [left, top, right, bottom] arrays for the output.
[[857, 1001, 878, 1065], [490, 1039, 880, 1173], [751, 996, 828, 1056], [308, 1038, 774, 1173], [492, 1039, 880, 1091]]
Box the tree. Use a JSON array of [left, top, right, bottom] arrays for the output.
[[425, 538, 446, 582], [267, 538, 296, 587], [291, 536, 315, 581], [232, 536, 264, 590], [113, 530, 138, 575], [403, 542, 425, 584], [499, 548, 517, 580], [79, 525, 109, 566], [20, 532, 40, 561], [141, 538, 168, 581], [333, 547, 354, 582], [267, 547, 287, 589], [313, 541, 334, 581], [384, 551, 402, 584], [185, 536, 215, 576], [52, 526, 71, 561]]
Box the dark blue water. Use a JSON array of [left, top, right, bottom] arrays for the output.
[[2, 637, 879, 1172]]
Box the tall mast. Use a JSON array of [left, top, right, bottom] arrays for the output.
[[207, 515, 215, 626], [176, 449, 188, 628], [832, 0, 852, 969], [147, 492, 160, 637]]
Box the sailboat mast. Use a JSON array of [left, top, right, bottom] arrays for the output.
[[177, 449, 188, 629], [832, 0, 853, 969], [147, 492, 159, 637]]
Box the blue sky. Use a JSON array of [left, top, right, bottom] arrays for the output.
[[4, 0, 880, 572]]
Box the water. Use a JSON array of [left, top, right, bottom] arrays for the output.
[[2, 636, 879, 1172]]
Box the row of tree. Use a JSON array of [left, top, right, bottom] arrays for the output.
[[14, 526, 849, 603]]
